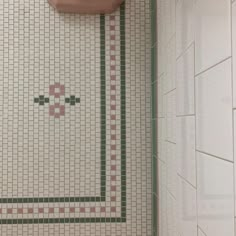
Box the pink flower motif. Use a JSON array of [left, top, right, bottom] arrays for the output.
[[49, 103, 65, 118], [49, 83, 65, 98]]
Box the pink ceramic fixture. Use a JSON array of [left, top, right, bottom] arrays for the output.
[[48, 0, 124, 14]]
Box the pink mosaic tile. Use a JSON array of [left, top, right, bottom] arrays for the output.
[[111, 95, 116, 100], [111, 165, 116, 171], [59, 208, 65, 213], [111, 196, 116, 202], [17, 208, 23, 214], [70, 207, 75, 213], [110, 66, 116, 71], [100, 207, 106, 213], [28, 208, 33, 214], [111, 115, 116, 120], [80, 208, 85, 213], [111, 85, 116, 90], [38, 208, 44, 213], [111, 176, 117, 181], [111, 125, 116, 130], [49, 208, 54, 214], [110, 45, 116, 51], [110, 55, 116, 61], [110, 25, 115, 31], [7, 209, 12, 214], [90, 207, 95, 213], [111, 186, 116, 191], [111, 75, 116, 80], [111, 207, 116, 212]]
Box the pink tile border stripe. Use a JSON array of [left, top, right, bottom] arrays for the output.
[[109, 15, 117, 211]]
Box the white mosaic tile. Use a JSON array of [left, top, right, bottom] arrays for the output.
[[0, 0, 152, 235]]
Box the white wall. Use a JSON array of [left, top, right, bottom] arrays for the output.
[[157, 0, 236, 235]]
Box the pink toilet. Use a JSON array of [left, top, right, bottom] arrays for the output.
[[48, 0, 124, 14]]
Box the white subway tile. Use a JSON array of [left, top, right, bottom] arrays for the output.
[[195, 0, 231, 74], [167, 142, 177, 198], [177, 116, 196, 187], [196, 59, 233, 161], [177, 177, 197, 236], [166, 91, 176, 143], [197, 152, 234, 236], [232, 2, 236, 108], [176, 44, 195, 116], [176, 0, 195, 57]]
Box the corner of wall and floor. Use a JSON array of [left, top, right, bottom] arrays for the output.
[[156, 0, 236, 235]]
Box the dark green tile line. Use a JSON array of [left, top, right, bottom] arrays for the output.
[[120, 2, 126, 221], [151, 0, 157, 234], [152, 81, 157, 119], [100, 14, 107, 199], [0, 218, 126, 225], [0, 197, 102, 204]]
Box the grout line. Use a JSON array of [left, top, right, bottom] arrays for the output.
[[165, 140, 176, 145], [196, 149, 234, 164], [195, 56, 231, 78], [157, 157, 166, 165], [166, 188, 177, 201], [197, 226, 208, 236], [164, 88, 176, 96], [176, 41, 195, 61], [193, 41, 200, 236], [230, 0, 236, 222], [177, 173, 197, 190], [176, 114, 195, 118], [166, 32, 176, 48], [158, 72, 164, 80], [157, 115, 165, 119]]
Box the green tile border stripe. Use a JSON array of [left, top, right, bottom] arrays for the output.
[[151, 0, 157, 235], [0, 218, 126, 224], [120, 2, 126, 220], [0, 3, 127, 224], [100, 14, 107, 199]]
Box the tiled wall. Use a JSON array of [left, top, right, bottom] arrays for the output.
[[157, 0, 236, 235]]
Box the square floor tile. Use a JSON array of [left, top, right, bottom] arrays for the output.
[[197, 152, 234, 236]]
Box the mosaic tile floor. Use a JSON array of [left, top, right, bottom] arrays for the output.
[[0, 0, 152, 235]]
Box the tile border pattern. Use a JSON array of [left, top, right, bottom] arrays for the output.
[[151, 0, 157, 235], [0, 3, 126, 224]]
